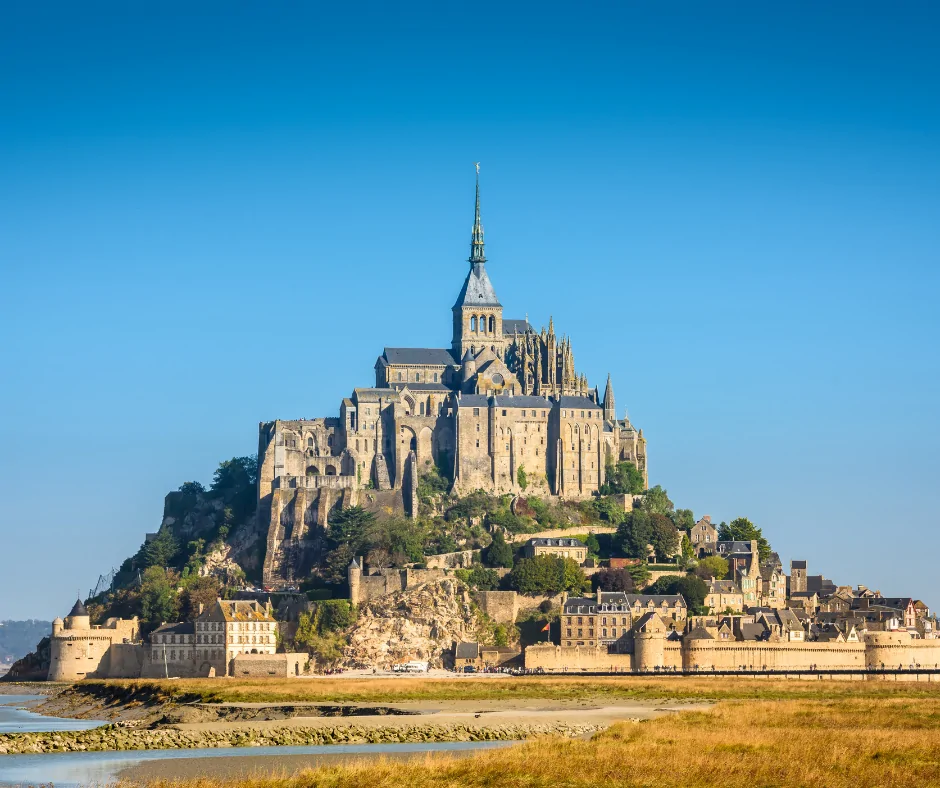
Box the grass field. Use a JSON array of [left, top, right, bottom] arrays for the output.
[[84, 675, 940, 705], [124, 688, 940, 788]]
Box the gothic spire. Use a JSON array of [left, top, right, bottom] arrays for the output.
[[603, 373, 616, 420], [470, 162, 485, 264]]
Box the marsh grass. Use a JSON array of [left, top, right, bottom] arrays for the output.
[[84, 676, 940, 705], [123, 696, 940, 788]]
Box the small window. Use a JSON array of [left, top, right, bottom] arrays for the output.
[[502, 409, 507, 416], [473, 407, 480, 416], [470, 316, 477, 331], [415, 372, 421, 382], [434, 373, 439, 382], [398, 372, 403, 381]]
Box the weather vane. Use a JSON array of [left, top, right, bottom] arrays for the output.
[[474, 161, 480, 174]]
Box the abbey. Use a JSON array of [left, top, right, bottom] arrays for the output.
[[259, 172, 647, 586]]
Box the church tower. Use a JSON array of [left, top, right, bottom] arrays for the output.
[[452, 165, 504, 359]]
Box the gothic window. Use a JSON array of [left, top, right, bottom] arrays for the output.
[[327, 435, 333, 447], [419, 402, 425, 415], [470, 316, 477, 331], [415, 372, 421, 382], [307, 437, 313, 447], [489, 316, 495, 332]]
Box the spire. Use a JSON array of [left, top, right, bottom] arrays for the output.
[[603, 374, 616, 420], [470, 162, 485, 264]]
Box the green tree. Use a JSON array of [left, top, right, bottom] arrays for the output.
[[318, 599, 355, 632], [140, 567, 180, 624], [323, 544, 355, 585], [485, 530, 514, 568], [179, 575, 220, 620], [328, 506, 378, 551], [628, 563, 652, 587], [510, 555, 588, 595], [680, 534, 695, 563], [143, 529, 180, 569], [645, 574, 709, 614], [718, 517, 772, 563], [584, 533, 601, 556], [672, 508, 695, 532], [592, 496, 627, 525], [599, 461, 645, 496], [615, 511, 653, 558], [695, 555, 729, 580], [642, 485, 674, 516], [649, 513, 679, 561], [454, 565, 501, 590], [516, 465, 528, 491]]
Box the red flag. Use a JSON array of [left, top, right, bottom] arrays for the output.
[[541, 622, 551, 632]]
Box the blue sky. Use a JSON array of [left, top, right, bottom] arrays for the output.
[[2, 2, 938, 619]]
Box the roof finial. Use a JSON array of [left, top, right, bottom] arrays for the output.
[[470, 163, 486, 265]]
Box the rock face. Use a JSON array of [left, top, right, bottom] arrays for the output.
[[1, 637, 50, 682], [342, 578, 480, 669]]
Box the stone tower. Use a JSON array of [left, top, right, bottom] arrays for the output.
[[452, 166, 504, 359]]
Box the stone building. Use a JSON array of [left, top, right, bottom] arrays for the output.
[[561, 591, 687, 649], [523, 537, 588, 564], [148, 622, 195, 678], [48, 600, 141, 681], [690, 515, 718, 557], [194, 599, 278, 677], [704, 580, 743, 613], [258, 171, 648, 587]]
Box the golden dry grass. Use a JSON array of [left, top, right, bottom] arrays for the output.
[[125, 695, 940, 788], [88, 675, 940, 704]]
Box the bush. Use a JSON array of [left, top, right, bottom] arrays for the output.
[[599, 461, 645, 496], [454, 565, 501, 591], [592, 567, 635, 593]]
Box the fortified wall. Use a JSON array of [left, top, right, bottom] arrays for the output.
[[525, 631, 940, 673]]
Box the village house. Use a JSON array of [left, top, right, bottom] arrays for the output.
[[523, 537, 588, 564]]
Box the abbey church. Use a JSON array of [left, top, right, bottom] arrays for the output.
[[259, 172, 647, 586]]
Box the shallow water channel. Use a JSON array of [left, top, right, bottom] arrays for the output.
[[0, 695, 514, 787]]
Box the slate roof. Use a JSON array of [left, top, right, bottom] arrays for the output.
[[740, 623, 769, 641], [707, 580, 740, 595], [455, 641, 480, 660], [383, 348, 457, 366], [68, 599, 88, 617], [503, 318, 533, 334], [685, 625, 715, 640], [558, 396, 602, 409], [151, 621, 195, 636], [563, 597, 597, 614], [791, 560, 807, 569], [458, 394, 490, 408], [527, 537, 586, 548], [453, 262, 501, 307]]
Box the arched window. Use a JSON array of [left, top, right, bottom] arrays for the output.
[[419, 402, 425, 415], [327, 435, 333, 447], [489, 316, 495, 332], [470, 316, 477, 331], [325, 465, 337, 476], [307, 437, 313, 447], [415, 372, 421, 382], [479, 315, 486, 333], [398, 372, 403, 381]]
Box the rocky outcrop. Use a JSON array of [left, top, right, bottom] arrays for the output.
[[342, 578, 481, 669], [0, 637, 50, 682], [199, 522, 261, 581]]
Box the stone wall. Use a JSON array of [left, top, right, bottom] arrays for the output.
[[475, 590, 519, 625], [230, 652, 308, 677], [525, 632, 940, 673], [425, 550, 480, 569]]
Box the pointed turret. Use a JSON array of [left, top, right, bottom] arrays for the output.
[[470, 164, 485, 264], [603, 373, 616, 421]]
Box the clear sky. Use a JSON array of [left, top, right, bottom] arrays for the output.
[[2, 2, 938, 619]]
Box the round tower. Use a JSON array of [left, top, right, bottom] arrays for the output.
[[462, 348, 477, 385], [633, 614, 666, 672], [348, 557, 362, 606]]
